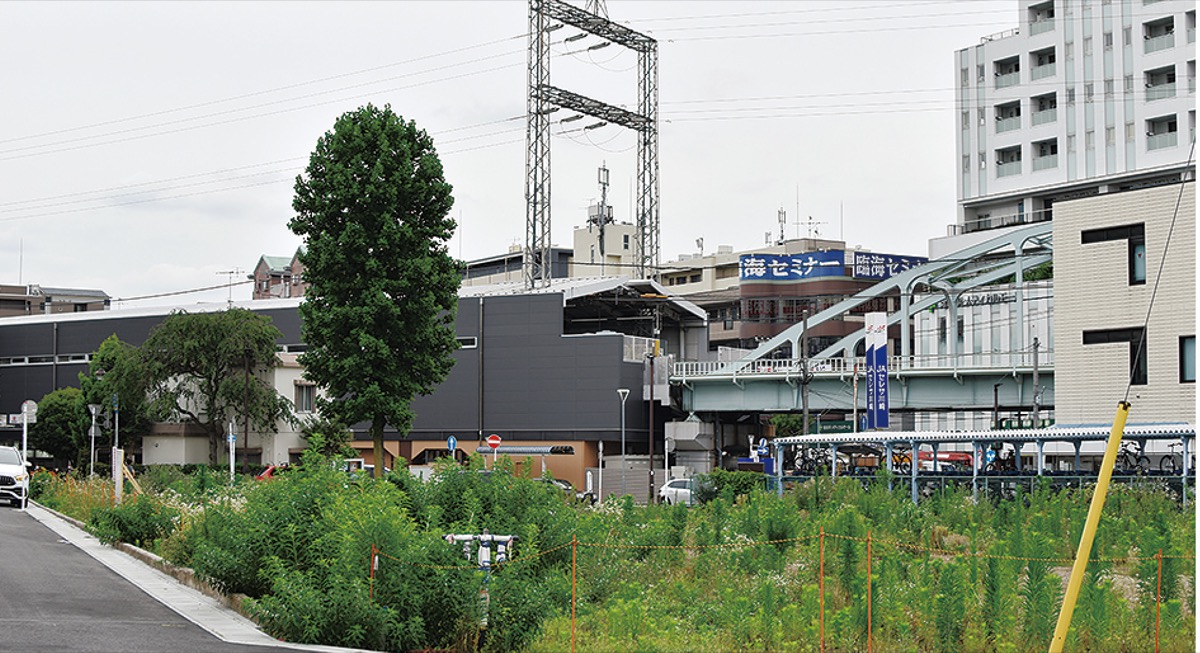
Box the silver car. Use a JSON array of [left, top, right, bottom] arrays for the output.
[[0, 447, 30, 507]]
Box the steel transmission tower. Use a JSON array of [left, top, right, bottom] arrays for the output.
[[524, 0, 658, 288]]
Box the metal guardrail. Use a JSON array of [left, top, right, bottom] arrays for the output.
[[671, 350, 1054, 379]]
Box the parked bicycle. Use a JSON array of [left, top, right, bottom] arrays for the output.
[[984, 445, 1017, 473], [794, 446, 831, 475], [1116, 441, 1150, 474], [1159, 441, 1194, 475]]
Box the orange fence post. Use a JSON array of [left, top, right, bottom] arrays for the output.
[[819, 527, 825, 653], [370, 543, 377, 600], [572, 534, 578, 653], [867, 530, 872, 653], [1156, 549, 1162, 653]]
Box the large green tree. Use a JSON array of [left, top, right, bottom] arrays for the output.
[[30, 387, 87, 469], [289, 103, 460, 479], [79, 334, 153, 450], [139, 308, 292, 465]]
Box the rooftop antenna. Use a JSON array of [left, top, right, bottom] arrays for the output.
[[587, 162, 613, 272], [216, 268, 243, 308], [695, 237, 704, 256], [799, 215, 827, 240], [777, 207, 787, 244]]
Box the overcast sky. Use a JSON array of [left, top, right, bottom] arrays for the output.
[[1, 0, 1017, 308]]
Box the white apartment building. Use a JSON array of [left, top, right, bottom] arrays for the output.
[[937, 0, 1195, 259]]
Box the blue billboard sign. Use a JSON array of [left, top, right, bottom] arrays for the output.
[[852, 252, 927, 280], [739, 251, 845, 281], [865, 312, 889, 429]]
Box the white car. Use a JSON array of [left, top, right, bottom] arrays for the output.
[[0, 446, 31, 507], [658, 478, 692, 505]]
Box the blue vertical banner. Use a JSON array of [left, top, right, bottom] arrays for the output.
[[865, 312, 889, 429]]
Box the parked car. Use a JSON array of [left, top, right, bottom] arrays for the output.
[[255, 464, 291, 481], [658, 478, 693, 505], [0, 446, 31, 507], [538, 477, 596, 504]]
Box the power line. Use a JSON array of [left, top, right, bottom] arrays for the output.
[[0, 34, 528, 146]]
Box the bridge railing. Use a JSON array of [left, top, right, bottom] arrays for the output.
[[672, 350, 1053, 379]]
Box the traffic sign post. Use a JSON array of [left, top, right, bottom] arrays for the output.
[[487, 434, 501, 466], [20, 400, 37, 509], [228, 421, 237, 484], [447, 435, 457, 455]]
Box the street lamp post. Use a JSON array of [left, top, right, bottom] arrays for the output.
[[617, 388, 630, 497], [87, 404, 100, 478]]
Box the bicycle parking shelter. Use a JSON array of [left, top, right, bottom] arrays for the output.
[[771, 423, 1195, 505]]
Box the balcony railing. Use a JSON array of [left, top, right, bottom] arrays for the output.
[[1031, 62, 1057, 80], [1033, 154, 1058, 171], [996, 116, 1021, 133], [1148, 132, 1179, 150], [995, 71, 1020, 88], [1031, 108, 1057, 126], [1146, 83, 1177, 101], [671, 350, 1055, 379], [997, 160, 1023, 177], [949, 207, 1052, 236], [1144, 33, 1175, 54], [1030, 19, 1055, 36]]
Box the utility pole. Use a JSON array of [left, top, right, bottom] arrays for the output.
[[1031, 337, 1040, 426], [801, 310, 812, 435], [992, 383, 1002, 430]]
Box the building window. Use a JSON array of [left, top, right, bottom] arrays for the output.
[[622, 234, 630, 250], [1124, 26, 1133, 46], [1066, 86, 1076, 104], [294, 384, 315, 413], [1103, 31, 1114, 50], [1084, 82, 1095, 103], [1105, 126, 1116, 146], [1083, 328, 1147, 385], [456, 336, 478, 349], [961, 111, 970, 130], [962, 154, 971, 172], [1181, 336, 1196, 383], [1081, 223, 1146, 285]]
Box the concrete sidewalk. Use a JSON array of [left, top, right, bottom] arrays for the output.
[[24, 502, 377, 653]]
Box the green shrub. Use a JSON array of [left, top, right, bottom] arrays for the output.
[[89, 493, 180, 549]]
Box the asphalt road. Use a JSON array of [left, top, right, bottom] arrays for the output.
[[0, 504, 330, 653]]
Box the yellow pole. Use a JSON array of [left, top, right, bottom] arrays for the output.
[[1049, 401, 1131, 653]]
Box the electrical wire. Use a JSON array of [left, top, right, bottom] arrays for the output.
[[0, 34, 528, 146]]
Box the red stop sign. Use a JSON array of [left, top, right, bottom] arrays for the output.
[[487, 434, 502, 450]]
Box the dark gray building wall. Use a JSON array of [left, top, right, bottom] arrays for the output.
[[409, 293, 648, 445], [0, 297, 649, 447]]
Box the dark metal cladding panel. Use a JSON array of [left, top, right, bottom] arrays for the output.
[[1, 294, 648, 445]]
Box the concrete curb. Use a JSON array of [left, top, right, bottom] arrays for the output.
[[34, 501, 253, 616]]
